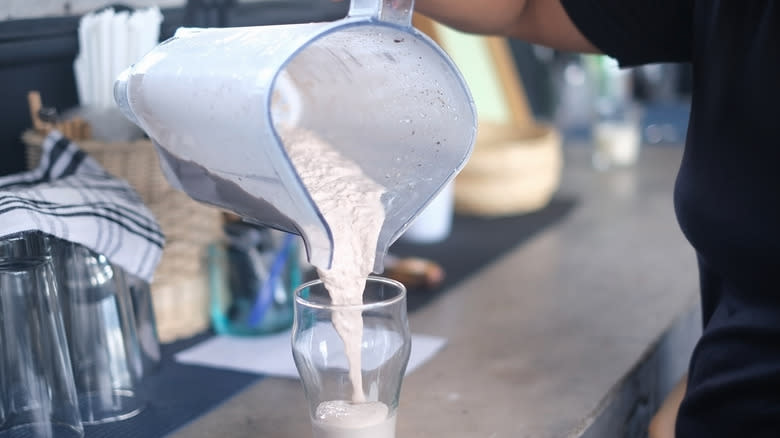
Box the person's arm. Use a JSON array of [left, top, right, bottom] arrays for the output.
[[648, 375, 687, 438], [413, 0, 599, 53]]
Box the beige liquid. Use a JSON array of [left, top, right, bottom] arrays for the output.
[[312, 401, 396, 438], [283, 127, 387, 403]]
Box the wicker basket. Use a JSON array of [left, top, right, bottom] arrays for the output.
[[455, 122, 563, 216], [23, 131, 223, 342]]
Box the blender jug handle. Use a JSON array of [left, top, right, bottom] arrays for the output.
[[349, 0, 414, 27]]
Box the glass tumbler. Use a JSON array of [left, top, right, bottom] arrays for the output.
[[123, 272, 161, 376], [0, 232, 83, 438], [585, 54, 642, 170], [292, 277, 411, 438], [53, 240, 145, 424]]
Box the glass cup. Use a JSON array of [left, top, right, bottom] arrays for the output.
[[123, 272, 161, 376], [53, 240, 145, 424], [292, 277, 411, 438], [585, 54, 642, 170], [0, 232, 84, 438]]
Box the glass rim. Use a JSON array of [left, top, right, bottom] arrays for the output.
[[0, 231, 52, 260], [0, 255, 52, 271], [293, 276, 406, 311]]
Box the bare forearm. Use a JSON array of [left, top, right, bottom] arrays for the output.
[[414, 0, 528, 35], [414, 0, 599, 53]]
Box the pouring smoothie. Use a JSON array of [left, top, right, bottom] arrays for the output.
[[283, 126, 393, 434]]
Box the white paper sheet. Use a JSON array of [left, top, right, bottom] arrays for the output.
[[175, 331, 446, 379]]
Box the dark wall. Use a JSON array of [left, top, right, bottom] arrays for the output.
[[0, 1, 348, 176]]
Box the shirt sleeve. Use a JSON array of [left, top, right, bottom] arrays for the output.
[[560, 0, 695, 66]]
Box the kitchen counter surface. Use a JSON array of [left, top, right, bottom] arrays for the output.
[[171, 145, 701, 438]]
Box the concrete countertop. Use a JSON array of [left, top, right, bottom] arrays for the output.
[[171, 145, 701, 438]]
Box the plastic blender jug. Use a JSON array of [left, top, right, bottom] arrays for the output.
[[114, 0, 477, 273]]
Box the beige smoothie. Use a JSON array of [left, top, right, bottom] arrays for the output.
[[283, 127, 388, 407], [312, 400, 396, 438]]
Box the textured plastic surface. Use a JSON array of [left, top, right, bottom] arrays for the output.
[[115, 0, 476, 272]]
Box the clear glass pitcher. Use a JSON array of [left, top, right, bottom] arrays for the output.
[[114, 0, 477, 272]]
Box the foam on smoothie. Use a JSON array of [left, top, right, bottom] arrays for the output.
[[312, 400, 395, 438]]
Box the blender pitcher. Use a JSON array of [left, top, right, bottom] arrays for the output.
[[114, 0, 477, 273]]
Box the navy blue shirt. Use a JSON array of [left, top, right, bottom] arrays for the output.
[[561, 1, 780, 436]]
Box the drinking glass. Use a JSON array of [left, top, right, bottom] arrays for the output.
[[0, 232, 83, 438], [123, 272, 161, 375], [292, 277, 411, 438], [53, 240, 145, 424]]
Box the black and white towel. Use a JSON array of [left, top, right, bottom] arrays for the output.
[[0, 131, 164, 281]]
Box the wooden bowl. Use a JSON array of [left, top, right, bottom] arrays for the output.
[[455, 122, 562, 216]]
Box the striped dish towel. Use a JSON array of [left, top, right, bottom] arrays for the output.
[[0, 131, 163, 281]]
